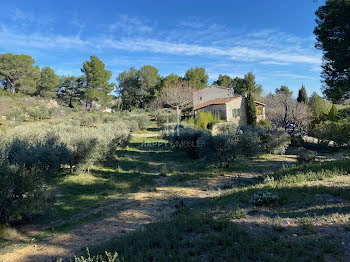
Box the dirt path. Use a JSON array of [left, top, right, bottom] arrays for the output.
[[0, 176, 226, 262]]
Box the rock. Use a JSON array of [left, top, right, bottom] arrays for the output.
[[292, 234, 297, 237]]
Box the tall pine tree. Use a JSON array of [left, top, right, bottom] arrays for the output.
[[82, 56, 114, 108]]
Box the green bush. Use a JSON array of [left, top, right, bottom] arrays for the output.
[[261, 129, 291, 154], [296, 147, 317, 163], [128, 120, 139, 132], [27, 105, 50, 120], [6, 107, 26, 122], [155, 109, 177, 126], [0, 119, 132, 224], [258, 119, 272, 129], [196, 111, 221, 129], [313, 120, 350, 147], [0, 90, 25, 98], [163, 125, 290, 163], [4, 135, 70, 174], [0, 161, 50, 224], [214, 122, 238, 134], [130, 114, 150, 130]]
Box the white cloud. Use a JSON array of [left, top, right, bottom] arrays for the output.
[[8, 8, 55, 29], [0, 25, 321, 66], [105, 14, 152, 35]]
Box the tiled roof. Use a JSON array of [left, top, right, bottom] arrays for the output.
[[194, 97, 240, 110]]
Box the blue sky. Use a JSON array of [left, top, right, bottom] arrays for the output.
[[0, 0, 325, 96]]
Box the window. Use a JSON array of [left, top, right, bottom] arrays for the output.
[[232, 108, 240, 118], [199, 96, 202, 101]]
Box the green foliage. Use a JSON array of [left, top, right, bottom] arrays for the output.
[[0, 53, 40, 95], [327, 104, 339, 121], [0, 90, 25, 98], [260, 128, 291, 154], [214, 122, 238, 134], [0, 163, 48, 224], [138, 65, 161, 101], [3, 135, 70, 174], [37, 67, 59, 99], [155, 109, 177, 126], [184, 67, 208, 90], [314, 119, 350, 146], [297, 85, 308, 104], [58, 76, 83, 108], [309, 92, 331, 123], [196, 111, 221, 129], [275, 85, 293, 96], [296, 147, 316, 163], [267, 159, 350, 184], [27, 105, 50, 120], [246, 92, 257, 125], [82, 56, 114, 106], [314, 0, 350, 102], [162, 73, 181, 87], [164, 125, 290, 164], [257, 119, 272, 129], [212, 74, 232, 87], [6, 107, 26, 122], [129, 112, 150, 130], [232, 72, 262, 96], [117, 66, 160, 110], [249, 191, 279, 206]]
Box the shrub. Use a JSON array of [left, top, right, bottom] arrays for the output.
[[6, 107, 26, 122], [155, 109, 177, 126], [261, 129, 291, 154], [60, 123, 131, 172], [0, 161, 50, 224], [296, 147, 316, 163], [79, 113, 99, 126], [313, 120, 350, 147], [249, 191, 279, 206], [4, 135, 70, 174], [130, 114, 150, 130], [27, 105, 50, 120], [163, 125, 207, 159], [198, 133, 240, 165], [258, 119, 272, 129], [196, 111, 221, 129], [237, 127, 263, 157], [213, 122, 238, 134], [128, 120, 139, 132]]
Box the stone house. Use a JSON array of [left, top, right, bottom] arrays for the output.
[[193, 86, 266, 126]]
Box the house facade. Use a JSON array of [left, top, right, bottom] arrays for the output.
[[193, 85, 233, 107], [193, 86, 266, 125]]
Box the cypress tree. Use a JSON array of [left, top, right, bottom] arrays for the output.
[[246, 92, 257, 125], [297, 85, 308, 104]]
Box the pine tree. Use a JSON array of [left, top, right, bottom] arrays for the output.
[[297, 85, 308, 104], [328, 104, 339, 121], [37, 67, 59, 99], [246, 92, 257, 126], [82, 56, 114, 108]]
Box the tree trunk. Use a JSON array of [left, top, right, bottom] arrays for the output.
[[176, 105, 181, 136]]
